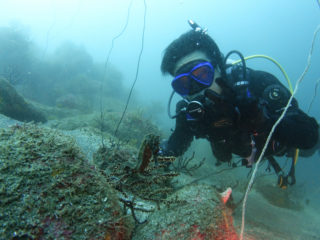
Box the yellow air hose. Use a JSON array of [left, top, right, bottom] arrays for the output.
[[232, 54, 293, 93], [232, 54, 299, 165]]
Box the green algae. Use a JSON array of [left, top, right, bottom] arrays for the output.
[[0, 123, 133, 239]]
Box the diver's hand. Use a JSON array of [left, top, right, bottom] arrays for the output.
[[204, 89, 237, 124], [236, 98, 269, 132]]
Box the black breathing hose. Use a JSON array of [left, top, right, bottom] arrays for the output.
[[224, 50, 247, 79], [167, 91, 176, 119]]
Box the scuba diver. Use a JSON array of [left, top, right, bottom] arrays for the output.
[[159, 21, 319, 187]]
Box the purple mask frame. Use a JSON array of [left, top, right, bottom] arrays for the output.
[[171, 62, 214, 96]]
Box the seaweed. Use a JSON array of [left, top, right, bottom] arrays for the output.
[[172, 152, 206, 176], [93, 134, 180, 224]]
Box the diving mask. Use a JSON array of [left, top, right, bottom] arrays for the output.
[[171, 61, 215, 97]]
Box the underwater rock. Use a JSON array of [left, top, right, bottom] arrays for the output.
[[0, 123, 133, 240], [0, 112, 20, 128], [55, 93, 82, 110], [0, 77, 46, 123], [133, 184, 239, 240], [116, 110, 162, 147]]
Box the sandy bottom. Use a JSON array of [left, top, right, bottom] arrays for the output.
[[232, 186, 320, 240]]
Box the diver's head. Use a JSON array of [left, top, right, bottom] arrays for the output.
[[161, 29, 225, 98], [171, 52, 222, 98]]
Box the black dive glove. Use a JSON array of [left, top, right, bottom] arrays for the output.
[[215, 76, 267, 131], [233, 95, 268, 132], [204, 88, 237, 123]]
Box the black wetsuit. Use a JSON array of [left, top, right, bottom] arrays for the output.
[[162, 65, 319, 163]]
